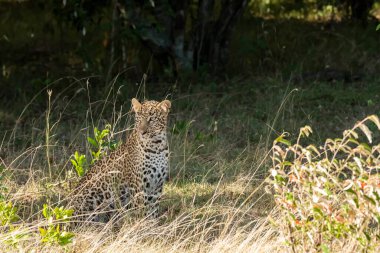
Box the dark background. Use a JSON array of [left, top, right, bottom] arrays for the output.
[[1, 0, 380, 144]]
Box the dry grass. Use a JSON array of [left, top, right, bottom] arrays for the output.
[[1, 74, 379, 252], [0, 208, 283, 252], [0, 144, 278, 252], [0, 77, 282, 253]]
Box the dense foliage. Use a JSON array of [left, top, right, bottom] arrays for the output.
[[270, 115, 380, 252]]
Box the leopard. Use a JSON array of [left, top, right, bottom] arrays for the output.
[[69, 98, 171, 223]]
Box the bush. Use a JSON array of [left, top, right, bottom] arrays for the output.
[[38, 204, 74, 246], [70, 124, 119, 177], [0, 164, 19, 228], [269, 115, 380, 252]]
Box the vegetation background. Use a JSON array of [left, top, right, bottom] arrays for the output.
[[0, 0, 380, 252]]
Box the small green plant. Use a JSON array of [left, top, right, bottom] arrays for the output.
[[38, 204, 74, 246], [0, 201, 28, 250], [0, 164, 7, 200], [269, 115, 380, 252], [70, 124, 119, 177], [88, 124, 115, 161], [70, 151, 87, 177], [0, 164, 18, 227], [0, 200, 19, 226], [3, 229, 29, 248], [0, 163, 26, 248]]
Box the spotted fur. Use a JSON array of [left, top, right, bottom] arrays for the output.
[[69, 98, 171, 222]]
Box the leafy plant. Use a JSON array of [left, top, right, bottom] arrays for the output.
[[0, 164, 19, 227], [3, 229, 29, 248], [39, 204, 74, 246], [0, 201, 19, 226], [70, 151, 87, 177], [269, 115, 380, 252], [0, 163, 25, 248], [88, 124, 116, 161], [70, 124, 119, 177], [0, 164, 7, 200]]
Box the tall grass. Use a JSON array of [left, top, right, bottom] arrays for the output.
[[0, 75, 379, 252]]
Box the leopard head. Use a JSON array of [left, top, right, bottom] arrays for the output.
[[131, 98, 171, 139]]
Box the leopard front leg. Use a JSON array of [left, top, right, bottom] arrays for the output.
[[143, 179, 165, 218], [143, 193, 160, 218]]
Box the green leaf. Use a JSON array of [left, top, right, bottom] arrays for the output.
[[364, 231, 371, 242], [87, 137, 98, 148], [42, 204, 49, 218], [321, 244, 330, 253], [107, 140, 120, 150], [345, 188, 356, 195], [275, 136, 291, 146], [373, 191, 380, 201], [285, 192, 294, 201], [66, 209, 74, 217], [288, 212, 296, 221], [58, 232, 75, 246], [70, 159, 78, 167], [39, 227, 47, 236], [99, 129, 109, 140], [353, 197, 359, 208], [313, 207, 324, 217], [274, 175, 286, 184], [91, 150, 102, 161], [282, 161, 293, 166], [94, 127, 99, 137], [76, 166, 84, 177], [348, 138, 359, 145], [376, 24, 380, 31], [364, 195, 376, 206], [359, 142, 372, 152], [324, 187, 332, 196]]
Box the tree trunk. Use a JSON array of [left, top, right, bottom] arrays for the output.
[[106, 0, 120, 84], [347, 0, 374, 24], [192, 0, 248, 72], [123, 0, 248, 77]]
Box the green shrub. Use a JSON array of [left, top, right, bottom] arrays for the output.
[[0, 201, 19, 226], [70, 124, 119, 177], [269, 115, 380, 252], [38, 204, 74, 246], [88, 124, 111, 161], [0, 165, 19, 227], [0, 181, 74, 249], [70, 151, 87, 177], [0, 164, 7, 201]]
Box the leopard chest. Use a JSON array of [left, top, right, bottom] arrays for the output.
[[141, 146, 169, 194]]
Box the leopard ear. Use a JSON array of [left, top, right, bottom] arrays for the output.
[[132, 98, 142, 112], [159, 100, 171, 113]]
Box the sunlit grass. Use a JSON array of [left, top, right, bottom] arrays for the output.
[[0, 74, 379, 252]]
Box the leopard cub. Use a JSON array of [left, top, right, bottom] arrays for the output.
[[69, 98, 171, 222]]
